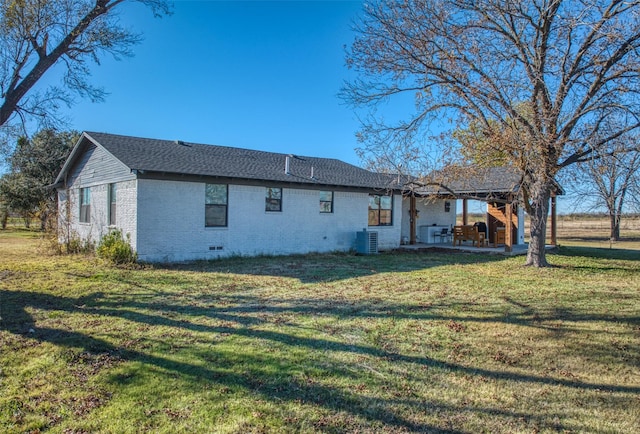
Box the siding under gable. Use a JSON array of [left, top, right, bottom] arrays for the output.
[[67, 142, 134, 188]]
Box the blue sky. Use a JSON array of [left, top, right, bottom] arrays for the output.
[[24, 0, 576, 213], [48, 0, 366, 165]]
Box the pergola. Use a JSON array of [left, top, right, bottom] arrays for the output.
[[404, 166, 563, 252]]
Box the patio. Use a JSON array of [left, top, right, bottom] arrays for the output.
[[403, 167, 563, 254]]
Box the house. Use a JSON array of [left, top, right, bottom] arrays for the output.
[[53, 132, 459, 262]]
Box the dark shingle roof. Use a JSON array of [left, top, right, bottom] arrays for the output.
[[67, 132, 400, 189], [408, 166, 523, 197], [410, 165, 563, 197]]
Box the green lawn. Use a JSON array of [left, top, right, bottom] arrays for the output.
[[1, 230, 638, 433]]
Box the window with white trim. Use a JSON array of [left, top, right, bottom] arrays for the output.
[[79, 187, 91, 223], [108, 183, 116, 225]]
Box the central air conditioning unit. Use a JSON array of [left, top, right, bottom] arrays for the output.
[[356, 229, 378, 255]]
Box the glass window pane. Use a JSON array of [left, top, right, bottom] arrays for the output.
[[380, 210, 392, 225], [80, 188, 90, 205], [320, 201, 332, 213], [319, 191, 332, 202], [266, 187, 282, 211], [206, 184, 227, 205], [267, 187, 281, 200], [205, 205, 227, 226], [369, 195, 379, 209], [380, 195, 392, 210], [368, 209, 378, 226], [266, 198, 281, 212]]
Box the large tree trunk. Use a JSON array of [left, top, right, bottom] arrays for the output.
[[610, 213, 621, 241], [525, 180, 552, 267]]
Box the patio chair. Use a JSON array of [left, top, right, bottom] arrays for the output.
[[452, 225, 465, 245], [434, 227, 451, 243]]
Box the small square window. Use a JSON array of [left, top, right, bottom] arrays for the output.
[[320, 191, 333, 213], [266, 187, 282, 212]]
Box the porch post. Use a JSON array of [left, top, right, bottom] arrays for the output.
[[462, 199, 468, 225], [409, 194, 417, 245], [550, 195, 557, 246], [504, 201, 513, 253]]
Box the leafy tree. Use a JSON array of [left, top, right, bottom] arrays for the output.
[[0, 0, 170, 146], [0, 197, 7, 228], [0, 129, 77, 229], [0, 171, 40, 225], [343, 0, 640, 267]]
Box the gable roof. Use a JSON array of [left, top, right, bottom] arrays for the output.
[[55, 132, 401, 190]]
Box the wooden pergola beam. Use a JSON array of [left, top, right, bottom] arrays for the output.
[[409, 194, 417, 245], [462, 199, 468, 225], [505, 201, 513, 253]]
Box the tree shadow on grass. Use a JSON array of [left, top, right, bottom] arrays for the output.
[[157, 250, 508, 283], [2, 288, 639, 431], [1, 289, 462, 432], [554, 245, 640, 263]]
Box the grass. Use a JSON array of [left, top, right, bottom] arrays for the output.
[[1, 229, 639, 433]]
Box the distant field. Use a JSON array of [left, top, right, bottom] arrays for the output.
[[459, 214, 640, 251], [537, 215, 640, 250]]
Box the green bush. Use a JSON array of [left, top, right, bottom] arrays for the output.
[[97, 229, 137, 265], [66, 232, 95, 255]]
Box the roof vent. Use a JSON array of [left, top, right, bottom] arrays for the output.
[[175, 140, 190, 147], [285, 154, 291, 175]]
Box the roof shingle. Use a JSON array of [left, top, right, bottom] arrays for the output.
[[78, 132, 399, 189]]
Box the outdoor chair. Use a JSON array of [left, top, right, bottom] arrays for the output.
[[434, 227, 451, 243], [453, 225, 485, 247]]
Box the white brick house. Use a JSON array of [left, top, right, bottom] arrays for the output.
[[54, 132, 457, 262]]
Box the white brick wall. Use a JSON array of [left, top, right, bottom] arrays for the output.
[[134, 179, 403, 262], [116, 180, 138, 249], [57, 180, 137, 247], [401, 196, 457, 243]]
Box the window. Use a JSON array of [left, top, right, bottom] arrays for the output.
[[79, 187, 91, 223], [368, 194, 393, 226], [108, 183, 117, 225], [205, 184, 228, 227], [265, 187, 282, 212], [320, 191, 333, 213]]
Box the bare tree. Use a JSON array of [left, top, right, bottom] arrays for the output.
[[0, 0, 170, 141], [342, 0, 640, 267], [571, 134, 640, 241]]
